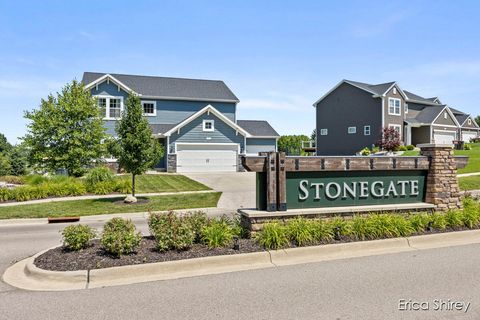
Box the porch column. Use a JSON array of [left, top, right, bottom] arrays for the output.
[[419, 144, 462, 211]]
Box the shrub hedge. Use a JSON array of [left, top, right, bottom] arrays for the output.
[[256, 199, 480, 250], [61, 224, 97, 251], [101, 218, 142, 256]]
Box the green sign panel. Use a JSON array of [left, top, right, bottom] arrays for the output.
[[286, 171, 427, 209]]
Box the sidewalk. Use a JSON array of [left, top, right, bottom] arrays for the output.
[[0, 190, 216, 207], [458, 172, 480, 178]]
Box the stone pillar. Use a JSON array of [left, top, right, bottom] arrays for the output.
[[237, 155, 246, 172], [167, 154, 177, 173], [419, 144, 462, 211]]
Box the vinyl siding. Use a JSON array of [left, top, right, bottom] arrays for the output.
[[89, 81, 237, 136], [411, 126, 431, 145], [245, 138, 277, 154], [169, 112, 245, 153], [316, 82, 382, 155], [433, 110, 457, 126], [383, 85, 406, 141]]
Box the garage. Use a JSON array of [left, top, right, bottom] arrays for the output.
[[462, 131, 478, 142], [433, 130, 456, 144], [176, 143, 238, 173]]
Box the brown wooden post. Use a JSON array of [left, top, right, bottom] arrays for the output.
[[266, 152, 277, 212], [277, 152, 287, 211]]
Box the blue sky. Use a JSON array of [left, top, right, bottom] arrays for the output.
[[1, 0, 479, 143]]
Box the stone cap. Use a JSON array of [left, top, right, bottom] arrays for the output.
[[417, 143, 454, 149]]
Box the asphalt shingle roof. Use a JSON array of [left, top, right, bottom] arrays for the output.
[[237, 120, 280, 137], [82, 72, 239, 102], [345, 80, 395, 95], [406, 105, 446, 124], [149, 124, 176, 135]]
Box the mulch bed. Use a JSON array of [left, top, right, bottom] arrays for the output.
[[35, 237, 263, 271]]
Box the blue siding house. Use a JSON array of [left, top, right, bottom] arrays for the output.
[[82, 72, 279, 172]]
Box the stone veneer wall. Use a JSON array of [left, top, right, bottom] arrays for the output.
[[167, 154, 177, 173], [237, 155, 246, 172], [419, 144, 462, 211]]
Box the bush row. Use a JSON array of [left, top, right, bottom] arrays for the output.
[[0, 175, 26, 185], [256, 199, 480, 250], [0, 176, 131, 202], [60, 212, 247, 256]]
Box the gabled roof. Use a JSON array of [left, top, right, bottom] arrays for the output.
[[82, 72, 240, 103], [313, 79, 405, 106], [406, 105, 460, 127], [163, 105, 250, 137], [150, 124, 176, 135], [237, 120, 280, 137]]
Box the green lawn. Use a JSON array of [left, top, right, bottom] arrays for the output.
[[400, 143, 480, 174], [0, 192, 221, 219], [459, 176, 480, 191], [130, 174, 211, 193]]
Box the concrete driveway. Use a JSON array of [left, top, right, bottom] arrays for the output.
[[184, 172, 256, 211]]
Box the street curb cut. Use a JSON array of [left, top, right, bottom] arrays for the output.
[[3, 229, 480, 291]]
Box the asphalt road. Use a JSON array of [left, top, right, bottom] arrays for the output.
[[1, 221, 480, 320]]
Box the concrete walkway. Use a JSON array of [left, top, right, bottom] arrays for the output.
[[184, 172, 256, 210], [0, 190, 216, 207], [458, 172, 480, 178]]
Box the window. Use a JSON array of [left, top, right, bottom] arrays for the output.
[[348, 126, 357, 134], [141, 101, 156, 116], [389, 124, 401, 134], [96, 96, 123, 119], [364, 125, 371, 136], [468, 119, 472, 125], [320, 128, 328, 135], [393, 87, 397, 95], [388, 98, 401, 115], [203, 120, 214, 132], [404, 103, 408, 114], [444, 112, 448, 119]]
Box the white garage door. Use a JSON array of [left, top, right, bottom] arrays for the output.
[[433, 131, 456, 144], [176, 144, 238, 173], [462, 131, 478, 142]]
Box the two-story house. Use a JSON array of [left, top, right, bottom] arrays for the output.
[[313, 79, 479, 155], [82, 72, 279, 172]]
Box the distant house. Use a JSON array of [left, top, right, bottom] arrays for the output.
[[313, 79, 479, 155], [82, 72, 279, 172]]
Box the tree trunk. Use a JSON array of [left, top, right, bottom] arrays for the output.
[[132, 174, 136, 197]]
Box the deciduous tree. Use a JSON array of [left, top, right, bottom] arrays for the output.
[[114, 93, 163, 201], [23, 80, 107, 176], [378, 127, 401, 152]]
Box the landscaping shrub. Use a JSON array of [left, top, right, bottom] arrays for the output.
[[406, 145, 415, 151], [256, 222, 289, 250], [0, 188, 11, 202], [85, 167, 115, 193], [444, 210, 464, 229], [360, 147, 371, 156], [148, 212, 195, 251], [408, 213, 431, 233], [201, 219, 234, 248], [115, 178, 132, 194], [371, 146, 380, 154], [61, 224, 96, 251], [25, 174, 48, 185], [101, 218, 142, 256], [184, 211, 209, 241], [350, 215, 373, 240], [328, 217, 352, 238], [0, 175, 25, 185], [398, 145, 408, 152], [286, 218, 314, 246], [461, 198, 480, 228], [430, 212, 447, 230], [310, 220, 334, 242], [464, 145, 471, 150]]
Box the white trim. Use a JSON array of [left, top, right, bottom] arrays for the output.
[[433, 129, 457, 133], [461, 116, 480, 128], [347, 126, 357, 134], [202, 119, 214, 132], [388, 123, 402, 135], [431, 124, 459, 129], [84, 74, 135, 94], [379, 82, 408, 100], [174, 142, 240, 155], [431, 106, 461, 127], [141, 100, 157, 117], [404, 103, 408, 114], [364, 125, 371, 136], [94, 95, 124, 120], [381, 97, 385, 128], [164, 105, 251, 137], [320, 128, 328, 136], [387, 97, 402, 116], [133, 95, 238, 103], [247, 136, 280, 139]]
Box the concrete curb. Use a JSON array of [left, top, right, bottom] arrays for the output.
[[3, 229, 480, 291]]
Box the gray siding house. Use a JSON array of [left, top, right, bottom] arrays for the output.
[[82, 72, 279, 172], [314, 79, 479, 155]]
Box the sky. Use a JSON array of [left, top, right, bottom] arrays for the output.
[[1, 0, 479, 144]]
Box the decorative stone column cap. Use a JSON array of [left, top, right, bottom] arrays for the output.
[[418, 143, 454, 149]]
